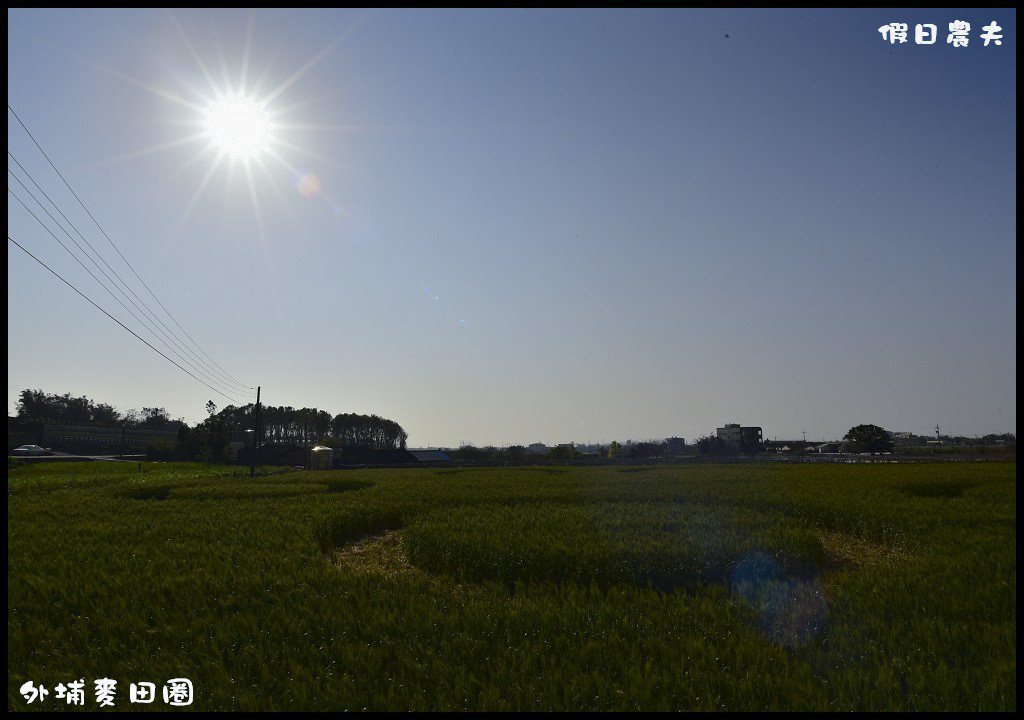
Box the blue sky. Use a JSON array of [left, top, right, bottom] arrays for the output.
[[7, 9, 1016, 446]]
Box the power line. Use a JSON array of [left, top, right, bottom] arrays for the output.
[[6, 161, 251, 396], [8, 167, 248, 398], [8, 184, 248, 400], [7, 150, 252, 394], [8, 103, 252, 391], [8, 235, 247, 405]]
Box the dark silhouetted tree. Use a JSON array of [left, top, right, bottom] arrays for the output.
[[141, 407, 171, 430], [843, 424, 893, 454], [695, 434, 731, 456]]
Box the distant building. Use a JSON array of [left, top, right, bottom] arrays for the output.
[[665, 437, 686, 454], [15, 421, 180, 455], [310, 446, 334, 470], [716, 424, 763, 453], [763, 440, 813, 453], [334, 446, 416, 466], [526, 443, 549, 455], [408, 450, 451, 464], [239, 443, 307, 467]]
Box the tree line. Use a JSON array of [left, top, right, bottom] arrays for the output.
[[204, 403, 408, 450], [445, 439, 686, 462], [15, 389, 174, 428], [13, 389, 408, 461]]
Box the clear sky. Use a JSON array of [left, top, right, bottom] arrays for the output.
[[7, 9, 1017, 447]]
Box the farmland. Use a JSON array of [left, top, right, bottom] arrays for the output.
[[7, 460, 1016, 711]]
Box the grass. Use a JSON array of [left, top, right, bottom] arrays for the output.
[[7, 460, 1016, 711]]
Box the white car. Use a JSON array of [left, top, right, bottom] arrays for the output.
[[12, 444, 49, 456]]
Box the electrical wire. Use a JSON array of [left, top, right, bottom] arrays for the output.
[[8, 150, 252, 394], [8, 104, 253, 391], [8, 183, 248, 401], [8, 236, 247, 404], [8, 169, 248, 399]]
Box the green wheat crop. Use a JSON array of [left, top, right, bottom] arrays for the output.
[[7, 460, 1015, 711]]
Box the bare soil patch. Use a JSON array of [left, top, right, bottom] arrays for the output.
[[333, 530, 420, 579], [815, 528, 911, 572]]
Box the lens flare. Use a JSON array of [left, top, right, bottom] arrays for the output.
[[729, 551, 826, 647], [296, 172, 322, 197]]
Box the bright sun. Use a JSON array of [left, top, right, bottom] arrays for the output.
[[92, 16, 352, 238], [203, 95, 271, 159]]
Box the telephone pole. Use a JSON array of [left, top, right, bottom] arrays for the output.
[[249, 386, 261, 477]]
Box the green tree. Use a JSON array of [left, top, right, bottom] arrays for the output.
[[91, 403, 121, 425], [17, 389, 91, 423], [16, 389, 49, 420], [695, 434, 730, 456], [548, 444, 579, 461], [141, 407, 171, 429], [451, 445, 488, 461], [607, 441, 621, 459], [843, 424, 893, 454], [199, 413, 229, 462], [177, 424, 211, 461], [635, 440, 667, 459]]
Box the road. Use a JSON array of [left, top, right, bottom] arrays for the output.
[[8, 451, 147, 463]]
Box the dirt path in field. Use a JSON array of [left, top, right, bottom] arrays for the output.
[[814, 528, 912, 572], [333, 530, 419, 578]]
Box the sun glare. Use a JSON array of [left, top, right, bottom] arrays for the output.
[[91, 14, 353, 242], [203, 95, 271, 158]]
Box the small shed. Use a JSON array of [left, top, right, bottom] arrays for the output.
[[310, 446, 334, 470], [409, 449, 451, 464]]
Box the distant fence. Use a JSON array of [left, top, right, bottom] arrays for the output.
[[765, 454, 1006, 464], [38, 424, 178, 453], [358, 454, 1010, 469]]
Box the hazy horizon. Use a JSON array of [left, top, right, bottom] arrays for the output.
[[8, 9, 1016, 447]]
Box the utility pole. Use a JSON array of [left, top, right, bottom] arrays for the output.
[[250, 386, 261, 477]]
